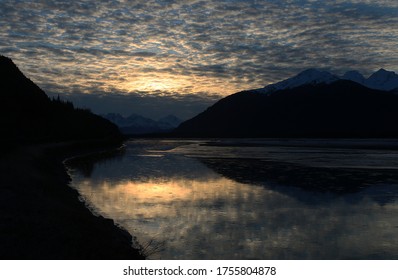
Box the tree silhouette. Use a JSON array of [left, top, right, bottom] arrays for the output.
[[0, 55, 121, 146]]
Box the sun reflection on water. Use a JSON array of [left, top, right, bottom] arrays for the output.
[[69, 140, 398, 259]]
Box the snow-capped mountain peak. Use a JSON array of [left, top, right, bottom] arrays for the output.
[[259, 68, 339, 93], [257, 68, 398, 94], [365, 69, 398, 91]]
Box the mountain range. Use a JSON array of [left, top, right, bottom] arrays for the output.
[[103, 113, 183, 135], [174, 68, 398, 138], [257, 68, 398, 93], [4, 52, 398, 139]]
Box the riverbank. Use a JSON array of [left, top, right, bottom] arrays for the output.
[[0, 141, 144, 259]]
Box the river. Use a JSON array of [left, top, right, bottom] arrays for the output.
[[67, 139, 398, 259]]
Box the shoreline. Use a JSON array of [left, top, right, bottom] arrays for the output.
[[0, 140, 144, 260]]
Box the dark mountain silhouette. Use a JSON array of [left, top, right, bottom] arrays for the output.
[[174, 79, 398, 138], [0, 55, 121, 145]]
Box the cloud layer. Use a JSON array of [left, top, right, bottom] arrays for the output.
[[1, 0, 398, 117]]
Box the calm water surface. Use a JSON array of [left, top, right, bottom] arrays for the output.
[[67, 139, 398, 259]]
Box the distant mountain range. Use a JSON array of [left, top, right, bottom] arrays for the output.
[[256, 68, 398, 93], [103, 113, 183, 135], [0, 55, 120, 145], [343, 69, 398, 91], [174, 68, 398, 138], [4, 53, 398, 140]]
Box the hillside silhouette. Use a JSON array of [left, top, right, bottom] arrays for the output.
[[0, 55, 120, 146], [0, 56, 144, 259], [175, 80, 398, 138]]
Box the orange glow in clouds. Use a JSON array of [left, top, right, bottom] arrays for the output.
[[87, 56, 242, 96]]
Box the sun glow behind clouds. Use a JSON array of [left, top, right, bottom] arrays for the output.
[[46, 54, 239, 96], [121, 73, 237, 96], [89, 54, 241, 96], [1, 0, 398, 100]]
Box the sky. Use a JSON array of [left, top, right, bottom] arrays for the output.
[[1, 0, 398, 119]]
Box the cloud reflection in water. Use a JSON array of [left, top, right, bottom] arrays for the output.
[[68, 140, 398, 259]]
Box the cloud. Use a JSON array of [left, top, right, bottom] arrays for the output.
[[131, 51, 158, 57], [1, 0, 398, 116]]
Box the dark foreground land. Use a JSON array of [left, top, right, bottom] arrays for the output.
[[0, 141, 144, 259]]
